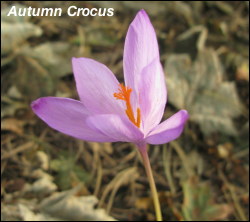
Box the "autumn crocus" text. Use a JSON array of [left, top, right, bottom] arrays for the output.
[[7, 6, 114, 17]]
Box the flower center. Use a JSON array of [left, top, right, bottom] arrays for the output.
[[114, 84, 141, 128]]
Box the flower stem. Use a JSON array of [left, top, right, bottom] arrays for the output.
[[138, 144, 163, 221]]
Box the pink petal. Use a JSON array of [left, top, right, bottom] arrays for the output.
[[145, 110, 189, 144], [31, 97, 115, 142], [87, 114, 144, 143], [123, 9, 159, 109], [72, 57, 124, 115], [138, 58, 167, 134]]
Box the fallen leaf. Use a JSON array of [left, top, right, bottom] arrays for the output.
[[14, 55, 55, 100], [1, 118, 24, 135], [1, 4, 42, 55], [19, 204, 61, 221], [1, 22, 42, 55], [40, 185, 117, 221], [135, 197, 152, 210], [21, 42, 79, 78], [1, 4, 30, 23], [236, 62, 249, 81], [36, 151, 50, 171], [1, 96, 27, 118], [24, 177, 57, 196], [217, 143, 233, 159], [165, 48, 243, 135]]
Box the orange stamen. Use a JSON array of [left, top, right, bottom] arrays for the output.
[[114, 84, 141, 128], [136, 108, 141, 127]]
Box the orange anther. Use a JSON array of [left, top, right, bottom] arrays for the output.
[[114, 84, 141, 128]]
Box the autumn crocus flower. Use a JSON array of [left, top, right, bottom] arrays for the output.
[[32, 10, 188, 221]]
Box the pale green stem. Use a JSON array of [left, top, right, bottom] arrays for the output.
[[138, 143, 163, 221]]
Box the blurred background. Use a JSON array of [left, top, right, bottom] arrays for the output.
[[1, 1, 249, 221]]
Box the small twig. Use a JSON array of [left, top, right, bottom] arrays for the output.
[[232, 148, 249, 159], [163, 144, 176, 195], [1, 141, 36, 160], [170, 141, 194, 177], [93, 157, 103, 197], [99, 167, 138, 212], [219, 170, 247, 221]]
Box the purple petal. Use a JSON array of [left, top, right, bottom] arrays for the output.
[[138, 58, 167, 134], [145, 110, 189, 144], [87, 114, 144, 143], [72, 57, 124, 115], [31, 97, 115, 142], [123, 9, 159, 109]]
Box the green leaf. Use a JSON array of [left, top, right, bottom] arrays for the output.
[[50, 152, 89, 190], [182, 178, 232, 221]]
